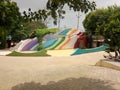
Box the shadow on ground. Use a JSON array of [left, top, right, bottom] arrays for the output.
[[11, 77, 115, 90]]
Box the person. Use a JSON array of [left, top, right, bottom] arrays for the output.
[[6, 35, 12, 48]]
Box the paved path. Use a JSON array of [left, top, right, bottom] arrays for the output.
[[0, 50, 11, 56], [47, 49, 74, 56], [0, 51, 120, 90]]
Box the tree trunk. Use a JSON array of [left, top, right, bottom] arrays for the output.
[[0, 27, 7, 49], [118, 49, 120, 59], [115, 51, 118, 58]]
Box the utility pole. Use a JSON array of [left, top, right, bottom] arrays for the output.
[[58, 16, 61, 30], [77, 11, 80, 30], [58, 6, 63, 31]]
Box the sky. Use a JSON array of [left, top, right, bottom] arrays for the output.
[[13, 0, 120, 31]]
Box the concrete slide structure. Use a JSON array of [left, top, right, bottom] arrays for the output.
[[42, 28, 83, 50], [10, 37, 39, 51], [71, 45, 108, 56], [10, 28, 107, 56]]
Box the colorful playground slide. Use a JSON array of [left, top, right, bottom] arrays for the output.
[[10, 28, 107, 56], [11, 37, 39, 51], [42, 28, 107, 56], [71, 45, 108, 56], [11, 28, 85, 52], [21, 37, 38, 51], [42, 28, 82, 50]]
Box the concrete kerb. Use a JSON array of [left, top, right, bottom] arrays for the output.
[[95, 59, 120, 71]]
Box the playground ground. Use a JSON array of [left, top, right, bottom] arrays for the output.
[[0, 50, 120, 90]]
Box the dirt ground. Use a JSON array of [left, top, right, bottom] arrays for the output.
[[0, 51, 120, 90]]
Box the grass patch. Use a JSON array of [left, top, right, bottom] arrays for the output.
[[7, 50, 50, 56]]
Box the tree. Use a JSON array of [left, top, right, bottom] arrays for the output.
[[23, 0, 96, 25], [46, 0, 96, 24], [0, 0, 21, 49], [23, 8, 48, 24], [19, 8, 48, 41], [36, 28, 57, 50], [83, 5, 120, 61], [11, 21, 47, 43], [83, 8, 109, 35]]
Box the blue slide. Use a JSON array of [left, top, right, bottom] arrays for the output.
[[71, 45, 108, 56]]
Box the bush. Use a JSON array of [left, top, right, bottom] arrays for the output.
[[7, 50, 50, 56], [36, 28, 57, 50]]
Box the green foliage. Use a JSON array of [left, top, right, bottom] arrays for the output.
[[0, 0, 47, 47], [83, 8, 109, 34], [0, 0, 21, 30], [47, 0, 96, 12], [0, 0, 22, 48], [83, 5, 120, 60], [83, 5, 120, 35], [12, 8, 48, 42], [7, 50, 50, 56], [36, 28, 57, 37], [23, 8, 48, 23], [24, 21, 47, 31], [23, 0, 96, 25], [46, 0, 96, 24], [103, 19, 120, 51], [36, 28, 57, 50], [12, 21, 47, 42], [0, 27, 7, 49]]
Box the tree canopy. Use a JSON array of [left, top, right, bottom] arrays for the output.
[[0, 0, 21, 48], [47, 0, 96, 24], [12, 21, 47, 42], [23, 0, 96, 25], [83, 5, 120, 61], [83, 8, 109, 34], [0, 0, 21, 31]]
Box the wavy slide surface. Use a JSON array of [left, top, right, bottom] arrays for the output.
[[11, 37, 39, 51], [42, 28, 80, 50], [71, 45, 108, 56]]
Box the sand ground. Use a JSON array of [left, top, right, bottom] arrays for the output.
[[0, 51, 120, 90], [47, 49, 75, 56]]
